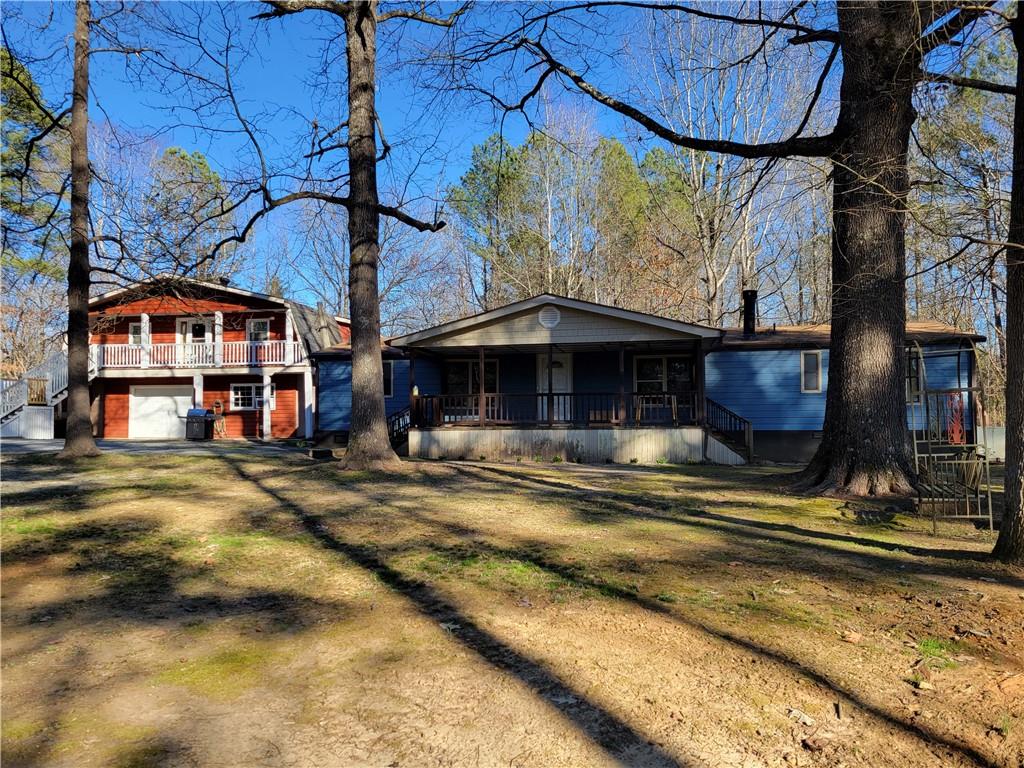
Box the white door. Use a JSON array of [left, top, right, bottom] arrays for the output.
[[177, 318, 213, 366], [537, 353, 573, 422], [129, 385, 193, 439]]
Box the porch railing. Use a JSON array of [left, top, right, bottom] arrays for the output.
[[91, 340, 304, 370], [413, 391, 699, 429], [704, 397, 754, 461]]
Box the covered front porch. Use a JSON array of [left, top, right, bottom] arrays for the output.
[[408, 343, 706, 429], [388, 295, 751, 464]]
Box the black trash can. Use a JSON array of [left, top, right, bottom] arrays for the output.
[[186, 408, 214, 440]]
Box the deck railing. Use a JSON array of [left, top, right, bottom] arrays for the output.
[[413, 391, 699, 428], [91, 340, 304, 370]]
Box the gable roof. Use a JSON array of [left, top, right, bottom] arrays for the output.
[[388, 294, 723, 348], [89, 274, 292, 310], [718, 321, 984, 350]]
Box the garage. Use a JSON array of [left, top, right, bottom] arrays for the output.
[[128, 385, 193, 439]]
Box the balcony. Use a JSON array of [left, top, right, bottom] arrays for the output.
[[91, 340, 306, 370]]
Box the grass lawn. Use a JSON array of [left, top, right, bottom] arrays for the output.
[[2, 451, 1022, 768]]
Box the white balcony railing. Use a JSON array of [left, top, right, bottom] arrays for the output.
[[92, 340, 305, 370]]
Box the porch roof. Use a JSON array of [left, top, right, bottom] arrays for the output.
[[388, 294, 722, 350]]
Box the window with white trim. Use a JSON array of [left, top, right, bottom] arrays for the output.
[[231, 383, 276, 410], [247, 318, 271, 342], [128, 322, 143, 345], [383, 360, 394, 398], [801, 351, 822, 393]]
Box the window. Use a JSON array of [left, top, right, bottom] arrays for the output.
[[383, 360, 394, 398], [230, 383, 276, 410], [444, 360, 498, 394], [128, 322, 143, 345], [634, 356, 693, 394], [247, 318, 271, 342], [801, 351, 822, 393]]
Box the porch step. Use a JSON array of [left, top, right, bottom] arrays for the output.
[[705, 425, 755, 463]]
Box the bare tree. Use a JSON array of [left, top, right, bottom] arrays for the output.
[[452, 1, 1000, 495], [59, 0, 99, 458], [149, 0, 462, 469], [993, 8, 1023, 564]]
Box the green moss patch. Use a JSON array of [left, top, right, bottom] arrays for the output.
[[155, 644, 281, 700]]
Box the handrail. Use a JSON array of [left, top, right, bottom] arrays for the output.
[[703, 397, 754, 461], [387, 406, 412, 443], [1, 380, 28, 420], [412, 391, 699, 429]]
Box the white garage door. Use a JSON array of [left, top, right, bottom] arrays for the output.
[[129, 385, 193, 439]]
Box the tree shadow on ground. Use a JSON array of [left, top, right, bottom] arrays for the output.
[[1, 490, 354, 768], [222, 456, 694, 768], [227, 457, 1001, 768], [460, 464, 1016, 580]]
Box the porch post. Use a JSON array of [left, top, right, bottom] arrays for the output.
[[547, 344, 554, 426], [284, 309, 295, 365], [302, 368, 314, 438], [408, 351, 417, 427], [140, 313, 150, 368], [478, 347, 486, 427], [695, 342, 706, 426], [193, 373, 203, 409], [214, 311, 223, 367], [618, 345, 626, 425], [262, 374, 272, 440]]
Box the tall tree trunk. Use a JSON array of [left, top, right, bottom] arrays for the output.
[[342, 0, 399, 469], [58, 0, 100, 459], [993, 10, 1024, 564], [796, 4, 919, 495]]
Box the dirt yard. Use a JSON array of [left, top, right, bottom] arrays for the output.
[[2, 450, 1022, 768]]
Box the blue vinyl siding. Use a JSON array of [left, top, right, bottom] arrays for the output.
[[705, 349, 829, 431], [318, 358, 424, 431], [907, 348, 973, 430], [317, 344, 974, 434], [499, 354, 539, 394], [706, 344, 972, 432], [414, 356, 443, 397], [318, 360, 352, 431], [573, 351, 622, 392]]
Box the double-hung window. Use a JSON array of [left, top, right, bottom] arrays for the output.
[[801, 350, 823, 393], [247, 319, 271, 343], [230, 383, 276, 410], [128, 322, 143, 345]]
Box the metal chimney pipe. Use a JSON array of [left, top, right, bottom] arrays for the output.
[[742, 289, 758, 337]]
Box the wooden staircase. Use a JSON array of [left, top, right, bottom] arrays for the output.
[[702, 398, 754, 462], [1, 349, 96, 433]]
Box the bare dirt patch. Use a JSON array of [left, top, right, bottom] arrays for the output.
[[2, 452, 1021, 767]]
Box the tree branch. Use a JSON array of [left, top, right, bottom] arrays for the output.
[[377, 2, 470, 26], [919, 69, 1016, 95], [919, 2, 995, 54], [523, 38, 841, 158]]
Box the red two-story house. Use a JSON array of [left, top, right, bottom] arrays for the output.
[[85, 275, 348, 440]]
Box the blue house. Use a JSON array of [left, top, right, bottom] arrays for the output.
[[312, 294, 982, 464]]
